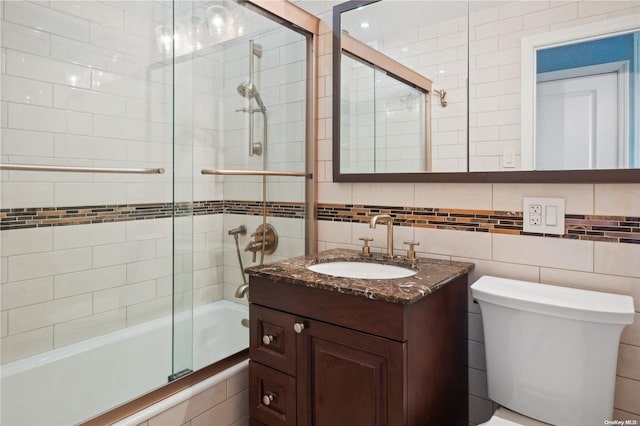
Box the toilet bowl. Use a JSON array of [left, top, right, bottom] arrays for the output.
[[471, 276, 634, 426], [479, 407, 551, 426]]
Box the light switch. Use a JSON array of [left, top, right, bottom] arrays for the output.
[[545, 206, 557, 226]]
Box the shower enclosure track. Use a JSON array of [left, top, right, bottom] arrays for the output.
[[0, 164, 166, 174]]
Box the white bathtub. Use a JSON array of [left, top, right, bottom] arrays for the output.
[[1, 300, 249, 426]]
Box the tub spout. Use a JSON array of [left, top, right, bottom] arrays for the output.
[[235, 283, 249, 299]]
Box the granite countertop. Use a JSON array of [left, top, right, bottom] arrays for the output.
[[245, 248, 474, 304]]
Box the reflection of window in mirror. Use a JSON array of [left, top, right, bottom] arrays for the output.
[[535, 32, 638, 170], [341, 52, 429, 173]]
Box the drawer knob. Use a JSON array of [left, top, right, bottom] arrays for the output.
[[262, 394, 274, 406], [293, 322, 305, 334], [262, 334, 274, 345]]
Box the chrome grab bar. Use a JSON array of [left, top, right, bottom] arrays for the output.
[[0, 164, 165, 174], [201, 169, 306, 177]]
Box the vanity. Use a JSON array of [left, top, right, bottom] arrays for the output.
[[245, 248, 473, 426]]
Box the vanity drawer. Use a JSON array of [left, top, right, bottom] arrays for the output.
[[250, 304, 297, 375], [250, 361, 296, 426]]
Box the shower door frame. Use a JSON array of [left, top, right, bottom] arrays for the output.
[[80, 1, 319, 424]]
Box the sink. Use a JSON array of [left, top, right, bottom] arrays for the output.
[[307, 261, 417, 279]]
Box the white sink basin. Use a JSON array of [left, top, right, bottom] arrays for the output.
[[307, 261, 417, 279]]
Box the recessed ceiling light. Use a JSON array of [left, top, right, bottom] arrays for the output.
[[360, 22, 370, 29]]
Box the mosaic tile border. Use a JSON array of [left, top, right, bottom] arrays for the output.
[[0, 200, 305, 230], [317, 203, 640, 245]]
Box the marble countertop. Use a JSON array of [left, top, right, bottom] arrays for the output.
[[245, 248, 474, 304]]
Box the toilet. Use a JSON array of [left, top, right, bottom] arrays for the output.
[[471, 276, 635, 426]]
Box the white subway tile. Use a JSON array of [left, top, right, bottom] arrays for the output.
[[474, 16, 522, 39], [595, 184, 640, 216], [1, 277, 54, 310], [90, 22, 156, 58], [93, 281, 156, 314], [1, 101, 7, 127], [352, 182, 413, 206], [622, 313, 640, 346], [7, 103, 66, 133], [93, 115, 152, 141], [595, 242, 640, 279], [126, 295, 172, 327], [1, 21, 50, 57], [53, 85, 126, 116], [8, 293, 92, 334], [54, 182, 126, 206], [1, 182, 54, 208], [469, 367, 489, 399], [5, 49, 91, 88], [415, 183, 492, 210], [414, 227, 492, 260], [0, 227, 53, 256], [92, 240, 156, 268], [51, 36, 124, 74], [0, 326, 53, 364], [1, 128, 54, 158], [54, 265, 126, 299], [1, 311, 7, 338], [8, 247, 92, 282], [540, 268, 639, 306], [457, 257, 540, 287], [54, 134, 126, 163], [523, 3, 578, 29], [54, 308, 126, 348], [614, 376, 640, 415], [50, 1, 123, 30], [469, 394, 494, 424], [66, 110, 92, 135], [127, 257, 172, 284], [4, 1, 90, 42], [493, 234, 593, 271], [126, 218, 172, 241]]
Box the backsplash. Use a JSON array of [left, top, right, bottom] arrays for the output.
[[317, 203, 640, 244]]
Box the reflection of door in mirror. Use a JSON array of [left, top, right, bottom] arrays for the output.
[[535, 33, 636, 170]]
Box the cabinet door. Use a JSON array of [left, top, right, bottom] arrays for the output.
[[296, 318, 406, 426]]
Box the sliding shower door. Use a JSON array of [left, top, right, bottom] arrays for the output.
[[0, 1, 182, 424]]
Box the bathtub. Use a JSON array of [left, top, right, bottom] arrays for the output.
[[1, 300, 249, 426]]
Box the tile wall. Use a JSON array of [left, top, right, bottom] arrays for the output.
[[308, 0, 640, 423], [135, 368, 249, 426]]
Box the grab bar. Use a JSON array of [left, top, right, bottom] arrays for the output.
[[201, 169, 307, 177], [0, 164, 165, 174]]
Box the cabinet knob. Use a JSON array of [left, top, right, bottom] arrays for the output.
[[293, 322, 305, 334], [262, 334, 274, 345], [262, 394, 274, 406]]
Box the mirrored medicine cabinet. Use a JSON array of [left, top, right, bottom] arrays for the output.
[[332, 0, 640, 182]]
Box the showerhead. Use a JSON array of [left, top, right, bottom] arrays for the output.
[[237, 81, 266, 112]]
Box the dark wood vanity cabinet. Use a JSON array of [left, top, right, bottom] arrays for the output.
[[248, 274, 468, 426]]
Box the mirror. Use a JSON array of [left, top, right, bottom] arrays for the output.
[[333, 0, 640, 182]]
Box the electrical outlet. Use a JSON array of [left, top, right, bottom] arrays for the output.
[[523, 197, 565, 235]]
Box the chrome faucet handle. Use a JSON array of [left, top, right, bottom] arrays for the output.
[[403, 241, 420, 260], [358, 236, 373, 256]]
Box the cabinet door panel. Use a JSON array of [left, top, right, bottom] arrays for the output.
[[250, 304, 297, 375], [250, 361, 296, 426], [297, 318, 406, 426]]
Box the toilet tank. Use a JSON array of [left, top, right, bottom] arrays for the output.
[[471, 276, 634, 426]]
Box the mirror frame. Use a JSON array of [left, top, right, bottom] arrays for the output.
[[332, 0, 640, 183]]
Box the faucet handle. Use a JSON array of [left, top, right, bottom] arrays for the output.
[[358, 236, 373, 256], [403, 241, 420, 260]]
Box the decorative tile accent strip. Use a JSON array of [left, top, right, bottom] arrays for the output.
[[0, 201, 304, 230], [317, 203, 640, 245]]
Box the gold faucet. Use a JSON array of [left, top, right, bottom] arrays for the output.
[[369, 214, 394, 257]]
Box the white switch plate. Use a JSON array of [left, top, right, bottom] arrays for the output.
[[523, 197, 565, 235]]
